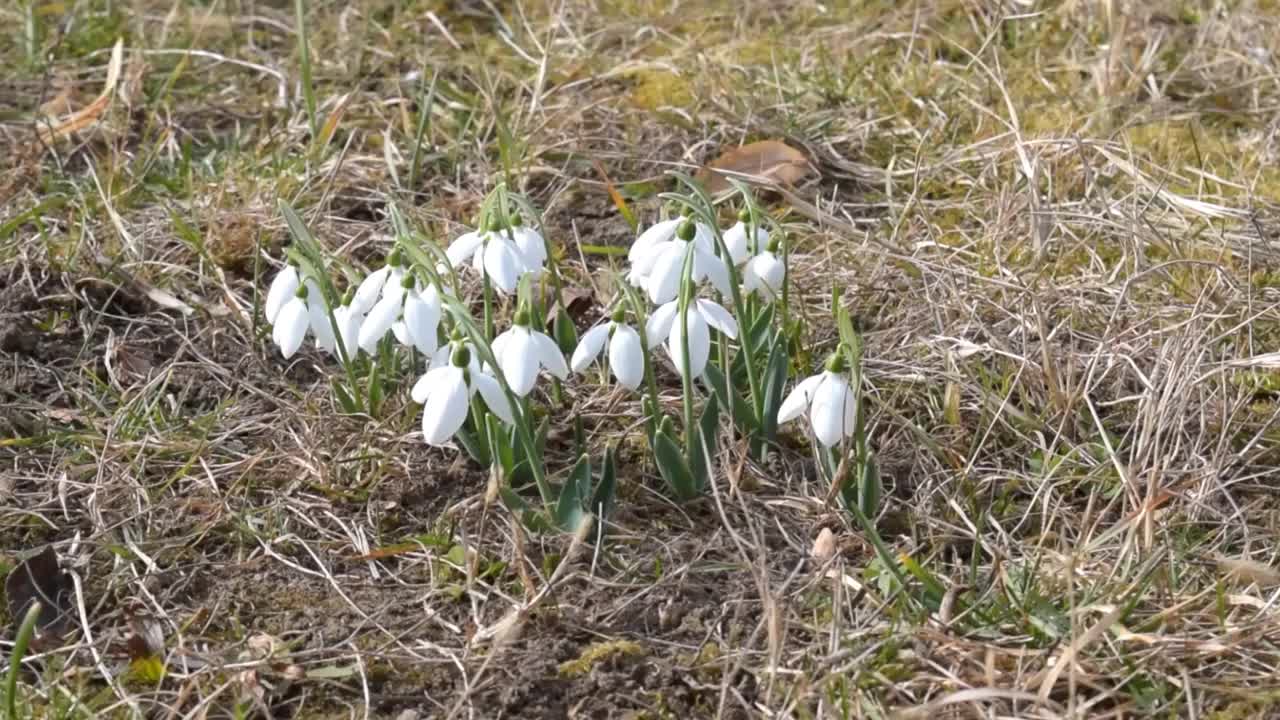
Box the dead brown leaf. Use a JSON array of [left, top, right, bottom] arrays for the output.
[[697, 140, 814, 194], [36, 38, 124, 145]]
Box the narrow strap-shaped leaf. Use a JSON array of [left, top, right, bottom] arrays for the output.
[[555, 454, 591, 531], [654, 430, 697, 501], [591, 445, 618, 521], [759, 340, 789, 441], [702, 364, 757, 432]]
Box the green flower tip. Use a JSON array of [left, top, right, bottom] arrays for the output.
[[737, 208, 751, 223], [767, 233, 782, 254], [513, 308, 531, 327], [451, 344, 472, 368], [610, 306, 626, 324], [294, 283, 309, 299], [824, 349, 848, 373], [485, 216, 503, 233], [340, 288, 355, 305], [400, 272, 416, 289], [509, 214, 523, 227], [388, 247, 403, 267], [676, 220, 696, 242], [449, 327, 465, 343]]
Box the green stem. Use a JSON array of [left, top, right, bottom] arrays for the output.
[[5, 601, 41, 719]]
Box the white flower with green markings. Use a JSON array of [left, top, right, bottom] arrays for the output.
[[570, 308, 644, 390], [628, 218, 730, 304], [777, 352, 857, 447], [645, 297, 738, 380], [413, 342, 515, 446], [491, 308, 569, 396]]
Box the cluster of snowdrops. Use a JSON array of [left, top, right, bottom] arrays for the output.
[[263, 180, 873, 528]]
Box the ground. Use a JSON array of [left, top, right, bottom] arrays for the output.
[[3, 0, 1280, 718]]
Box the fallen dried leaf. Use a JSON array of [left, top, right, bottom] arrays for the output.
[[5, 545, 74, 648], [697, 140, 814, 194], [1216, 555, 1280, 587], [811, 527, 837, 562], [37, 38, 124, 144]]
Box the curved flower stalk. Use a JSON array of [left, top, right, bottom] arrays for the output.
[[358, 272, 443, 355], [412, 343, 515, 446], [570, 308, 644, 390], [628, 218, 730, 304], [777, 351, 857, 448], [645, 297, 738, 380], [491, 308, 569, 396]]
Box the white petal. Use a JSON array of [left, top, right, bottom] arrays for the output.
[[273, 297, 309, 359], [533, 331, 569, 379], [421, 367, 470, 445], [307, 286, 336, 353], [608, 325, 644, 390], [647, 243, 687, 305], [501, 329, 539, 396], [511, 227, 547, 270], [351, 266, 389, 313], [472, 372, 516, 425], [666, 309, 710, 379], [391, 321, 410, 345], [265, 266, 300, 323], [777, 373, 823, 424], [411, 365, 454, 403], [382, 268, 407, 302], [403, 292, 441, 354], [629, 218, 680, 263], [810, 373, 856, 447], [570, 324, 610, 372], [723, 222, 750, 265], [695, 247, 732, 296], [446, 230, 485, 267], [696, 299, 738, 339], [483, 238, 521, 293], [334, 306, 362, 359], [358, 294, 401, 354], [745, 253, 784, 297], [428, 345, 451, 371], [630, 240, 671, 277], [646, 301, 679, 346], [692, 223, 717, 255]]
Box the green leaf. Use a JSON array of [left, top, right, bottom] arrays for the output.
[[858, 451, 882, 520], [760, 340, 789, 441], [331, 381, 359, 414], [654, 430, 697, 501], [591, 445, 618, 520], [689, 392, 721, 490], [702, 364, 757, 431], [554, 306, 578, 354], [555, 454, 591, 531]]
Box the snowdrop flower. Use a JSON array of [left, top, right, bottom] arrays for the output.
[[270, 282, 314, 359], [777, 351, 857, 447], [265, 264, 301, 324], [628, 218, 730, 304], [743, 234, 785, 299], [490, 308, 569, 396], [645, 298, 738, 379], [412, 343, 515, 446], [358, 274, 442, 355], [723, 210, 770, 266], [507, 218, 547, 275], [446, 221, 535, 294], [570, 308, 644, 390], [351, 250, 406, 314], [331, 302, 363, 359]]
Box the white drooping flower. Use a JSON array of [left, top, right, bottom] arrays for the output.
[[357, 275, 442, 355], [723, 215, 770, 266], [446, 221, 541, 294], [265, 264, 302, 325], [331, 303, 364, 359], [645, 298, 739, 379], [412, 343, 515, 446], [350, 259, 407, 315], [570, 310, 644, 390], [777, 353, 857, 447], [269, 279, 329, 359], [628, 218, 730, 304], [490, 309, 569, 396], [742, 237, 785, 299]]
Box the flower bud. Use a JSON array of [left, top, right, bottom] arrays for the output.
[[513, 308, 531, 327], [610, 306, 626, 324], [767, 233, 782, 254], [401, 272, 416, 289], [451, 344, 472, 368], [737, 208, 751, 223], [676, 221, 696, 242], [388, 247, 403, 267]]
